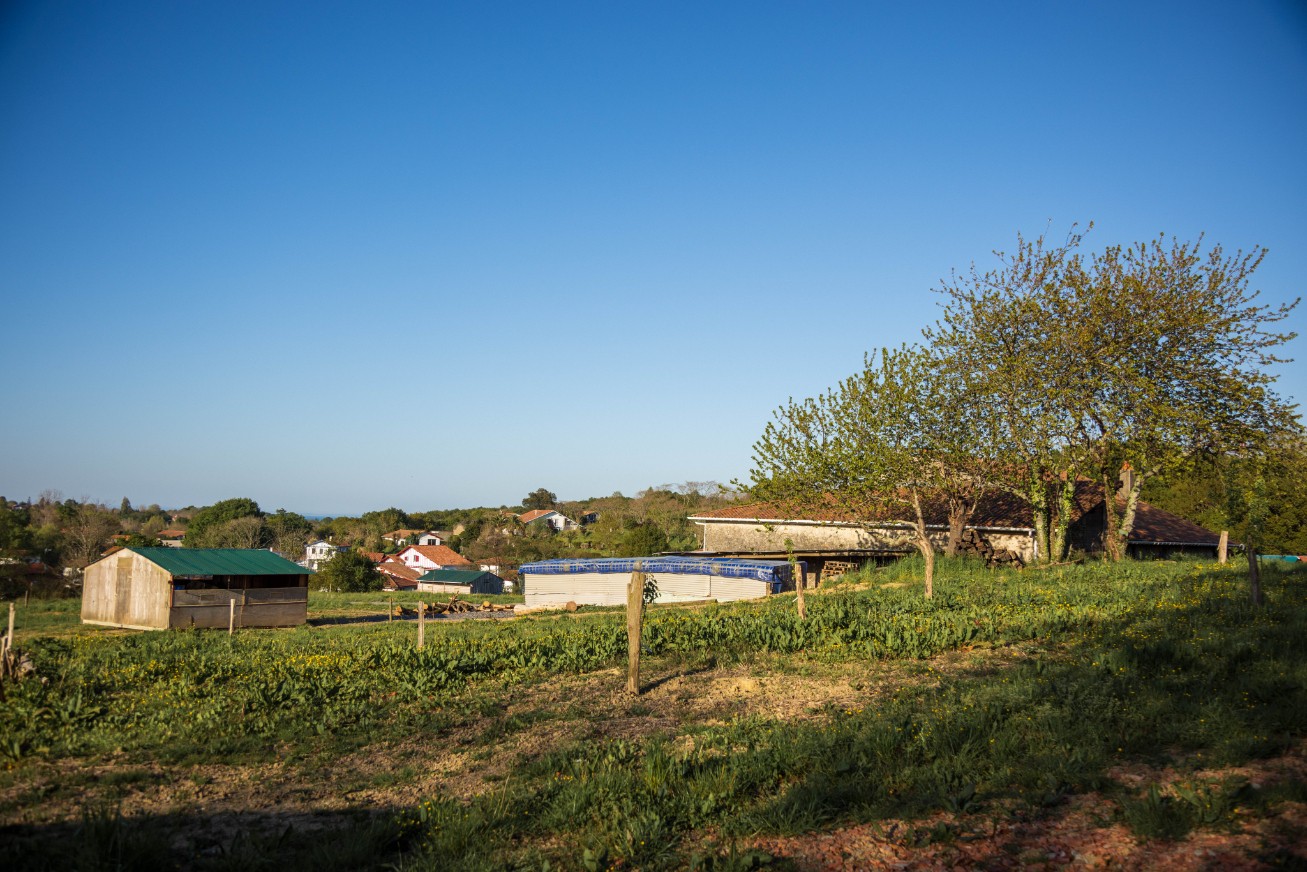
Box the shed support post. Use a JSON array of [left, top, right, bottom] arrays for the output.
[[627, 571, 645, 695], [1218, 531, 1228, 564], [228, 599, 235, 635]]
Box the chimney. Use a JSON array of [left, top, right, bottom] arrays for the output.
[[1117, 462, 1135, 502]]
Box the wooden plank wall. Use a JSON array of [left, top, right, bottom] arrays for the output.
[[81, 551, 171, 629]]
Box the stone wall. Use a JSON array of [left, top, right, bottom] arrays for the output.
[[698, 519, 1036, 562]]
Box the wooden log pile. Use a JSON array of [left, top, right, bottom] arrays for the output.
[[391, 596, 514, 618], [957, 529, 1025, 568]]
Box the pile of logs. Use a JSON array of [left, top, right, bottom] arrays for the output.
[[957, 528, 1025, 568], [391, 596, 515, 618]]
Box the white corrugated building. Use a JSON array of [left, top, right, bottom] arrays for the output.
[[517, 556, 805, 608]]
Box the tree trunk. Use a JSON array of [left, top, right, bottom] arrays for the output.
[[1102, 470, 1123, 561], [1048, 479, 1074, 563], [945, 499, 966, 558], [912, 489, 935, 599], [1247, 549, 1264, 606], [1114, 476, 1143, 560], [1027, 479, 1051, 564]]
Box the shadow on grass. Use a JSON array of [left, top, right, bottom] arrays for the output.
[[0, 806, 407, 872]]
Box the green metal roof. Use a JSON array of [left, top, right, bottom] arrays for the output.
[[417, 569, 494, 584], [129, 548, 312, 577]]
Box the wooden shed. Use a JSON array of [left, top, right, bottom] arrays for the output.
[[81, 548, 312, 630], [416, 568, 504, 595]]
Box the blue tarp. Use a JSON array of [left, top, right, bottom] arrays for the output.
[[518, 556, 801, 585]]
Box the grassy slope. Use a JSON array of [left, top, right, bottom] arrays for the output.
[[1, 559, 1304, 870]]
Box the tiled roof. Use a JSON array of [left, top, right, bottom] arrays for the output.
[[517, 509, 555, 524], [690, 484, 1219, 546], [400, 545, 473, 566], [359, 551, 386, 563], [157, 529, 186, 538], [377, 561, 421, 582], [1129, 501, 1221, 545], [383, 529, 424, 539], [689, 490, 1047, 529]]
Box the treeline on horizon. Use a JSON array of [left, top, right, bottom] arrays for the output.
[[0, 481, 747, 594]]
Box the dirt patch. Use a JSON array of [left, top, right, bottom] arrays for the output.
[[747, 789, 1306, 871], [745, 744, 1307, 871]]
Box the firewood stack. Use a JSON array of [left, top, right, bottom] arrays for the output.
[[391, 597, 515, 617], [957, 528, 1025, 568]]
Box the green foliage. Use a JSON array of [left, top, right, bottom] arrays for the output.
[[185, 498, 262, 547], [1145, 436, 1307, 555], [522, 488, 558, 511], [0, 502, 32, 555], [266, 509, 315, 559], [618, 521, 668, 557], [312, 550, 383, 592], [927, 226, 1300, 560]]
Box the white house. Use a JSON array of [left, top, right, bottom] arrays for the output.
[[383, 529, 447, 546], [393, 544, 473, 573], [517, 509, 578, 532], [301, 540, 346, 571]]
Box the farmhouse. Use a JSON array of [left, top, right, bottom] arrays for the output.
[[517, 509, 578, 532], [394, 544, 474, 573], [518, 556, 804, 608], [301, 539, 345, 571], [416, 568, 505, 595], [81, 548, 312, 631], [688, 483, 1222, 575]]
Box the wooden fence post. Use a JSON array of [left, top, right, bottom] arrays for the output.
[[1218, 531, 1229, 564], [1248, 548, 1264, 606], [418, 601, 425, 650], [228, 598, 235, 635], [5, 601, 13, 654], [627, 571, 645, 695], [388, 599, 393, 623]]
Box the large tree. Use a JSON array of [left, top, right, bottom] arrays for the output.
[[63, 503, 120, 568], [266, 509, 315, 559], [522, 488, 558, 511], [750, 345, 990, 598], [310, 550, 383, 592], [185, 498, 262, 547], [927, 227, 1299, 562]]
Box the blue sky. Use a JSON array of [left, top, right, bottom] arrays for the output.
[[2, 1, 1305, 515]]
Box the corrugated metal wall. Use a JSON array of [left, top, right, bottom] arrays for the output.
[[524, 571, 771, 607]]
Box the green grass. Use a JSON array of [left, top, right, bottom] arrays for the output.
[[2, 558, 1304, 869]]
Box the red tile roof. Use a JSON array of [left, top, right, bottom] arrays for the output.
[[157, 529, 186, 538], [377, 561, 421, 582], [398, 545, 473, 566], [517, 509, 555, 524]]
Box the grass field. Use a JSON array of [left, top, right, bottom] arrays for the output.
[[1, 559, 1304, 870]]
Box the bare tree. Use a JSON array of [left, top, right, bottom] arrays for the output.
[[63, 503, 120, 568]]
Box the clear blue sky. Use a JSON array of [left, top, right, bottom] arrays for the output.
[[2, 1, 1305, 515]]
